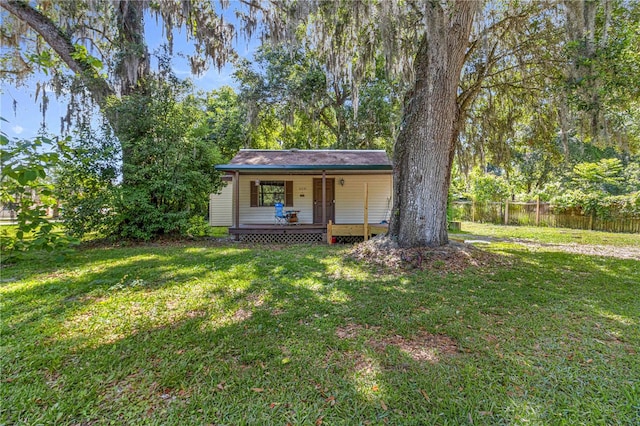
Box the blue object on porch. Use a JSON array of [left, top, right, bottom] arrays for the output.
[[275, 202, 287, 225]]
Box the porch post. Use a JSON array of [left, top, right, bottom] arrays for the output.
[[234, 171, 240, 240], [322, 170, 327, 225], [363, 183, 369, 241]]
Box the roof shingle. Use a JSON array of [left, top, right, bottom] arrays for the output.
[[217, 149, 392, 171]]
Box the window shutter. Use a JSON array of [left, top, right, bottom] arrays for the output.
[[250, 181, 258, 207], [285, 181, 293, 206]]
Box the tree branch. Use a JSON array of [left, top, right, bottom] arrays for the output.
[[318, 108, 339, 138], [78, 24, 116, 45], [0, 0, 115, 106]]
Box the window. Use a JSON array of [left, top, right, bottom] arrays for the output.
[[259, 181, 284, 206], [250, 180, 293, 207]]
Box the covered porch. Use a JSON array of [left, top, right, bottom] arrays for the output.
[[213, 149, 393, 243], [226, 180, 386, 243], [226, 169, 340, 234]]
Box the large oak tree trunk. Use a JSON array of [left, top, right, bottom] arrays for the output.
[[388, 1, 477, 248]]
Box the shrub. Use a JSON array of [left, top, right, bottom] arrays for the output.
[[55, 126, 119, 239], [183, 215, 211, 238], [469, 167, 510, 203]]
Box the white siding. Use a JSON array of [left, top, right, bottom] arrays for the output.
[[239, 175, 315, 224], [237, 174, 392, 225], [209, 184, 233, 226], [334, 174, 393, 224]]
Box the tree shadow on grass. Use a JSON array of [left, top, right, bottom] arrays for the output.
[[3, 245, 384, 424], [1, 241, 255, 283], [1, 245, 256, 337], [2, 243, 639, 425]]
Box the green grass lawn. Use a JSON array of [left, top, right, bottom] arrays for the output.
[[458, 221, 640, 246], [1, 225, 639, 425]]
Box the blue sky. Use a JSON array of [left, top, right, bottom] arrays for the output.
[[1, 5, 259, 140]]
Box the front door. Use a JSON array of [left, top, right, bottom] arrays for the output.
[[313, 178, 335, 224]]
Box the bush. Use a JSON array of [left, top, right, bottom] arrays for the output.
[[551, 159, 640, 219], [553, 190, 640, 219], [183, 215, 211, 238], [55, 126, 119, 239], [469, 167, 510, 203], [103, 77, 223, 240], [57, 77, 224, 241]]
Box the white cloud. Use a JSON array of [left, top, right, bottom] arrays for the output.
[[12, 125, 24, 135]]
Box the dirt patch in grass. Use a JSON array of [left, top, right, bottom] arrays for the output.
[[232, 308, 252, 321], [185, 310, 207, 319], [336, 324, 458, 364], [369, 331, 459, 363], [335, 323, 381, 339], [336, 323, 364, 339], [348, 236, 502, 274], [44, 370, 63, 390], [340, 351, 379, 374], [246, 293, 265, 307]]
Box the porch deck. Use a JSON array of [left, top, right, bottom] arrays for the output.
[[229, 223, 326, 235], [228, 222, 388, 244]]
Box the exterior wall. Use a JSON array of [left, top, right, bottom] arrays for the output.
[[334, 174, 393, 224], [235, 173, 392, 225], [209, 183, 233, 226], [239, 174, 314, 224]]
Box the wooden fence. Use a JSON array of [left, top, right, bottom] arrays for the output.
[[450, 201, 640, 233]]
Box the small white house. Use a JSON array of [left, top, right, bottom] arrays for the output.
[[212, 149, 393, 242]]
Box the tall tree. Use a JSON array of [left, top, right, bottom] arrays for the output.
[[388, 3, 478, 247], [106, 77, 223, 239], [457, 1, 566, 173], [204, 86, 249, 161], [235, 44, 401, 151], [1, 0, 251, 239], [457, 0, 639, 190], [234, 46, 337, 149], [260, 1, 505, 246]]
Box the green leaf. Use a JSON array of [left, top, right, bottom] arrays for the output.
[[17, 173, 28, 185], [24, 170, 38, 183]]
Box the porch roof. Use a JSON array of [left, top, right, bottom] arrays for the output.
[[215, 149, 393, 172]]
